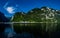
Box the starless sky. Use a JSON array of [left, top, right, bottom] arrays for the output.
[[0, 0, 60, 17]]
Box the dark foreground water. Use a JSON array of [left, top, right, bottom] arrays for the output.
[[0, 23, 60, 38], [0, 27, 35, 38], [1, 29, 59, 38]]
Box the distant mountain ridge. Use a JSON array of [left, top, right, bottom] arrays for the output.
[[11, 6, 60, 23], [0, 12, 9, 22]]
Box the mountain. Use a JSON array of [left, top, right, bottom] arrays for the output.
[[11, 12, 25, 22], [0, 12, 9, 22], [0, 12, 10, 32], [11, 6, 60, 22]]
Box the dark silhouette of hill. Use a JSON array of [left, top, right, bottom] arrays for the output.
[[0, 12, 11, 38], [0, 12, 10, 32], [0, 12, 9, 22]]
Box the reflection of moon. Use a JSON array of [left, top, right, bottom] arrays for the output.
[[6, 7, 15, 14]]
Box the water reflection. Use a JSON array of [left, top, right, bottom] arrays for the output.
[[0, 23, 60, 38], [4, 27, 34, 38]]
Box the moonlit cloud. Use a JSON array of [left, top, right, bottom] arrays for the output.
[[6, 7, 15, 14], [3, 2, 18, 14]]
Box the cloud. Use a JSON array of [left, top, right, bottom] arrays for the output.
[[3, 2, 17, 14], [3, 2, 9, 8], [6, 7, 15, 14]]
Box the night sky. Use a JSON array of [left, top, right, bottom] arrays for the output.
[[0, 0, 60, 17]]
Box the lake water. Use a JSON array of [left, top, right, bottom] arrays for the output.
[[0, 23, 60, 38], [3, 27, 34, 38]]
